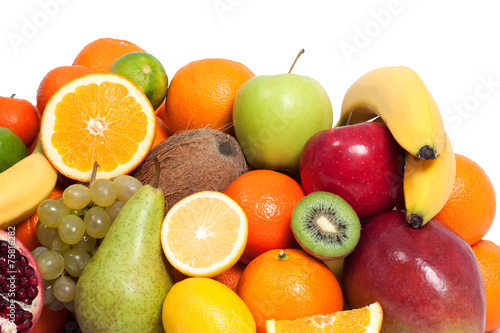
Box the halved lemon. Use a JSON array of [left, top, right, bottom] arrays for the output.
[[40, 73, 155, 182], [265, 302, 383, 333], [161, 191, 248, 278]]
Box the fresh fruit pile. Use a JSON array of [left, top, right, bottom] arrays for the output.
[[0, 37, 498, 333]]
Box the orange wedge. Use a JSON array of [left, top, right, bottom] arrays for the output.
[[161, 191, 248, 278], [40, 73, 155, 182], [265, 302, 383, 333]]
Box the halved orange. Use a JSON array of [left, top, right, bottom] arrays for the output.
[[161, 191, 248, 278], [40, 73, 155, 181], [265, 302, 383, 333]]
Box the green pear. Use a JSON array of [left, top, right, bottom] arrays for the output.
[[74, 180, 173, 332]]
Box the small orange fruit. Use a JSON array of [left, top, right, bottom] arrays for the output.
[[471, 239, 500, 332], [265, 301, 383, 333], [73, 37, 145, 73], [224, 169, 305, 264], [165, 58, 254, 134], [0, 94, 40, 147], [434, 154, 496, 245], [212, 261, 246, 292], [236, 248, 344, 333], [152, 116, 170, 148], [40, 73, 156, 182], [31, 306, 69, 333], [36, 65, 95, 116]]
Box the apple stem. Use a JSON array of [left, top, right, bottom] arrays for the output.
[[9, 94, 15, 98], [346, 109, 355, 125], [288, 49, 305, 74]]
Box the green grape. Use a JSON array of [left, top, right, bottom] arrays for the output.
[[63, 183, 91, 210], [47, 299, 65, 311], [113, 175, 143, 202], [84, 206, 112, 239], [37, 199, 70, 228], [58, 215, 86, 245], [50, 237, 71, 255], [71, 233, 97, 253], [89, 179, 116, 207], [105, 200, 125, 222], [63, 248, 90, 277], [53, 275, 76, 303], [43, 279, 55, 305], [31, 246, 49, 260], [36, 223, 59, 248], [36, 250, 65, 280], [64, 300, 75, 313]]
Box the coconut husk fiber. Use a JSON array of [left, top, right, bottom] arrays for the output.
[[131, 128, 248, 213]]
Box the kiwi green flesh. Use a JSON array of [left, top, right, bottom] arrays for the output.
[[291, 191, 361, 260]]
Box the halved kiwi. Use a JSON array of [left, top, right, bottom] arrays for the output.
[[291, 191, 361, 260]]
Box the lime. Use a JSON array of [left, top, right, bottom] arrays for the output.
[[0, 127, 28, 172], [109, 52, 168, 109]]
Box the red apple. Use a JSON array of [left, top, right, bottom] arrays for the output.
[[299, 122, 404, 219]]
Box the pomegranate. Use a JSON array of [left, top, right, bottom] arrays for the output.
[[0, 229, 43, 332]]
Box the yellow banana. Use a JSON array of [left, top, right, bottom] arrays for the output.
[[404, 132, 456, 228], [336, 66, 445, 160], [0, 135, 58, 229]]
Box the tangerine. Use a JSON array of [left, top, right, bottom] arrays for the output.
[[165, 58, 254, 134], [471, 239, 500, 332], [224, 169, 305, 264], [73, 38, 145, 73], [236, 248, 343, 333], [434, 154, 496, 245], [36, 65, 95, 116], [0, 94, 39, 147], [31, 306, 69, 333]]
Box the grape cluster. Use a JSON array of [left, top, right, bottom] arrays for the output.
[[31, 175, 143, 311]]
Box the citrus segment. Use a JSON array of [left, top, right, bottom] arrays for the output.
[[265, 302, 383, 333], [40, 73, 155, 182], [161, 191, 248, 277]]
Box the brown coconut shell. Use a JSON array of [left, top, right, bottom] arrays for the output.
[[131, 128, 248, 212]]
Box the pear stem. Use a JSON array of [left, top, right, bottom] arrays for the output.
[[288, 49, 305, 74], [152, 157, 160, 188]]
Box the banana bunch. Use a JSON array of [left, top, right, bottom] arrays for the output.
[[338, 66, 455, 227], [0, 135, 58, 229]]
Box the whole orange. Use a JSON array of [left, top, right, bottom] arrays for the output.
[[36, 65, 94, 116], [31, 306, 69, 333], [15, 186, 64, 251], [73, 38, 145, 73], [0, 94, 39, 147], [164, 58, 254, 134], [224, 169, 305, 264], [212, 261, 246, 292], [472, 239, 500, 332], [434, 154, 496, 245], [236, 248, 343, 333]]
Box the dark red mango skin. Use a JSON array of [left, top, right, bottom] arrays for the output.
[[343, 210, 486, 332]]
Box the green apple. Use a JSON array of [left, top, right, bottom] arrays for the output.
[[233, 73, 333, 174]]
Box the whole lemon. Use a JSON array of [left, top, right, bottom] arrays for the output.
[[162, 277, 255, 332]]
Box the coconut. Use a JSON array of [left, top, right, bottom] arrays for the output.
[[132, 128, 248, 212]]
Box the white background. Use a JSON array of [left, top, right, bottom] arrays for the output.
[[1, 0, 499, 315]]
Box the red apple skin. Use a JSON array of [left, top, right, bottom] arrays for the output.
[[299, 122, 404, 219], [343, 210, 486, 332]]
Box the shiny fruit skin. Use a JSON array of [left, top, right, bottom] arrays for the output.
[[300, 122, 404, 219], [343, 210, 486, 332]]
